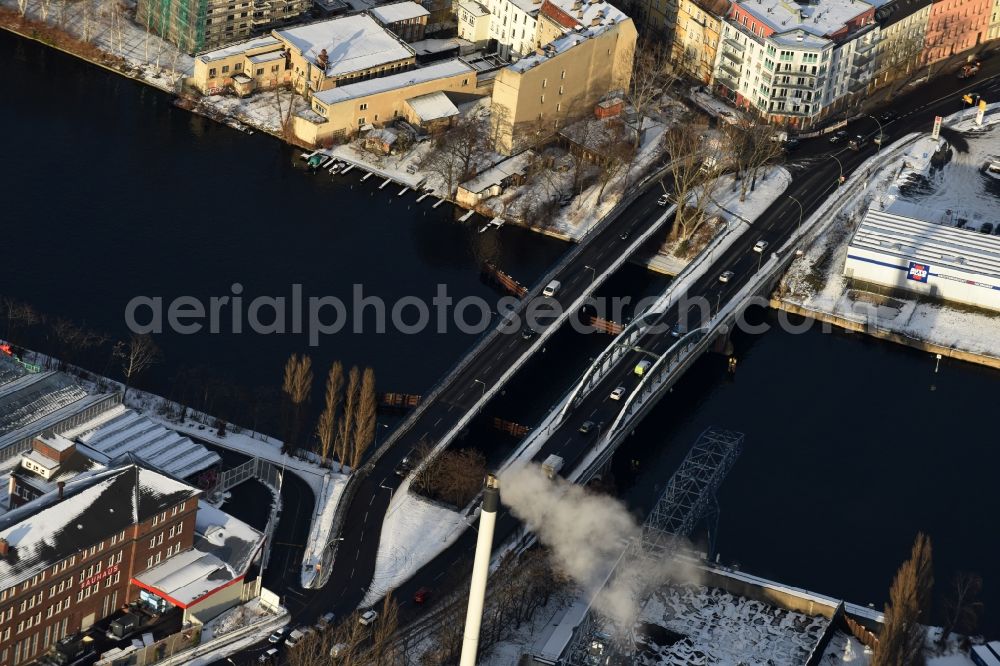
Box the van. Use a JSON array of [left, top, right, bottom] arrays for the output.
[[634, 360, 652, 376], [542, 280, 561, 297], [285, 628, 306, 649]]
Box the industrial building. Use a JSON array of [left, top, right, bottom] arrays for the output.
[[844, 209, 1000, 311]]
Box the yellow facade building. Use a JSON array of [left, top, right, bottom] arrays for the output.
[[293, 59, 482, 144], [671, 0, 728, 83], [491, 3, 637, 154]]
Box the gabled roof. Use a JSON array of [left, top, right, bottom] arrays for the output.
[[0, 460, 200, 591]]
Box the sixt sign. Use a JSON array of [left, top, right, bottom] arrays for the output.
[[907, 261, 930, 283]]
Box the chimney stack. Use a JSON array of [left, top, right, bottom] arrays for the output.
[[58, 481, 65, 500], [459, 475, 500, 666], [0, 539, 9, 557]]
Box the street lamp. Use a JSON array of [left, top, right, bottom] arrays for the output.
[[584, 264, 596, 284], [830, 154, 844, 187], [866, 114, 884, 152], [787, 194, 804, 237], [473, 379, 486, 397]]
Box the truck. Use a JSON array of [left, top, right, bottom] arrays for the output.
[[49, 635, 95, 665], [108, 613, 139, 639], [541, 455, 564, 480]]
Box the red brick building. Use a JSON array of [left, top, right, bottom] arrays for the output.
[[0, 459, 200, 665]]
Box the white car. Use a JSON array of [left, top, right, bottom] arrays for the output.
[[753, 240, 768, 253], [609, 386, 626, 401], [657, 194, 670, 207], [719, 270, 735, 283], [359, 610, 379, 626]]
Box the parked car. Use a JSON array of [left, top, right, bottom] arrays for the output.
[[330, 643, 348, 658], [285, 628, 306, 649], [609, 386, 626, 401], [359, 610, 379, 626], [873, 132, 890, 146], [980, 222, 994, 234], [578, 421, 596, 435], [829, 130, 849, 144], [259, 648, 279, 663], [317, 612, 336, 628], [267, 627, 290, 644], [657, 194, 670, 207], [958, 61, 981, 79], [878, 110, 898, 122], [782, 138, 800, 151], [414, 588, 430, 604], [521, 327, 535, 340], [719, 270, 735, 283], [619, 231, 630, 241], [753, 240, 769, 253]]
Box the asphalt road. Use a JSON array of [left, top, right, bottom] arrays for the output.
[[222, 67, 1000, 664]]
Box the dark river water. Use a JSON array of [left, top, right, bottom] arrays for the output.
[[5, 29, 1000, 636]]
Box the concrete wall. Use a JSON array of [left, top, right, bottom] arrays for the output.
[[185, 579, 245, 624], [699, 565, 841, 620]]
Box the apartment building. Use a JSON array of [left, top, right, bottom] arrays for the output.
[[191, 15, 417, 96], [990, 0, 1000, 40], [712, 0, 879, 128], [491, 5, 636, 153], [873, 0, 932, 87], [923, 0, 992, 63], [671, 0, 729, 83], [0, 460, 200, 665], [457, 0, 492, 46], [136, 0, 310, 54], [486, 0, 543, 59]]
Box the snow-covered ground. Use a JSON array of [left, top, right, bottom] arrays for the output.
[[2, 0, 192, 91], [360, 479, 471, 607], [778, 106, 1000, 361], [820, 628, 986, 666]]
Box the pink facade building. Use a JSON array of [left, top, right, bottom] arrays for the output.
[[923, 0, 992, 63]]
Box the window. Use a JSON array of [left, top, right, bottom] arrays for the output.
[[558, 85, 563, 95], [235, 63, 242, 72], [271, 65, 279, 73], [360, 103, 368, 110], [157, 533, 164, 546], [176, 523, 182, 535], [542, 78, 547, 88], [540, 95, 544, 103], [155, 553, 161, 565], [169, 526, 175, 539], [209, 68, 217, 77], [222, 65, 230, 73], [147, 556, 153, 569], [149, 537, 156, 549], [462, 78, 468, 86], [256, 68, 264, 75]]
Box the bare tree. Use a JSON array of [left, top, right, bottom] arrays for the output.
[[873, 533, 933, 666], [624, 39, 678, 143], [418, 115, 488, 197], [349, 367, 377, 469], [281, 354, 313, 453], [113, 334, 161, 399], [2, 297, 40, 343], [368, 593, 401, 666], [316, 361, 344, 463], [661, 123, 722, 243], [939, 572, 983, 645], [17, 0, 29, 16], [724, 120, 782, 202], [413, 447, 486, 507], [336, 366, 360, 471]]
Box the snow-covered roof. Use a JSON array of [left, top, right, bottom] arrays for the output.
[[0, 461, 199, 591], [849, 209, 1000, 281], [248, 50, 285, 64], [508, 1, 629, 75], [409, 37, 470, 55], [0, 372, 89, 435], [197, 35, 282, 63], [406, 91, 459, 121], [313, 59, 473, 105], [734, 0, 875, 41], [458, 0, 489, 16], [275, 15, 415, 76], [370, 1, 430, 24], [74, 409, 221, 480], [459, 150, 535, 194], [0, 356, 25, 386], [133, 501, 263, 608]]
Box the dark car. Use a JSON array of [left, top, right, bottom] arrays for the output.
[[782, 138, 800, 151], [878, 110, 897, 122], [414, 588, 430, 604], [829, 130, 849, 144], [848, 134, 869, 151], [521, 327, 535, 340], [579, 421, 596, 435], [981, 222, 994, 234]]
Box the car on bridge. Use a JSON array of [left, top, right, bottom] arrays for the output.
[[753, 240, 769, 253], [579, 421, 596, 434], [258, 647, 279, 663], [609, 386, 625, 401], [542, 280, 561, 297], [414, 587, 431, 604], [657, 194, 670, 206], [873, 132, 891, 147], [521, 327, 535, 340], [849, 134, 869, 151], [267, 627, 290, 644], [635, 359, 652, 375], [719, 270, 735, 283], [359, 610, 379, 626]]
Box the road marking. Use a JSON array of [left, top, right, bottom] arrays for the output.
[[433, 418, 442, 427]]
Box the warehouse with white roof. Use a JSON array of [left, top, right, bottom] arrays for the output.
[[844, 209, 1000, 311]]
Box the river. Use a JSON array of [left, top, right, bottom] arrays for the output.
[[6, 28, 1000, 636]]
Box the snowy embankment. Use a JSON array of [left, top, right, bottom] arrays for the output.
[[358, 165, 791, 605], [778, 103, 1000, 361]]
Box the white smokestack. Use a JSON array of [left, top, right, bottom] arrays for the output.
[[459, 474, 500, 666]]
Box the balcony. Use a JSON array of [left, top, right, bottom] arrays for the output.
[[719, 62, 741, 80], [714, 74, 738, 91], [723, 37, 745, 51], [848, 78, 868, 93], [853, 51, 873, 67], [721, 49, 743, 65]]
